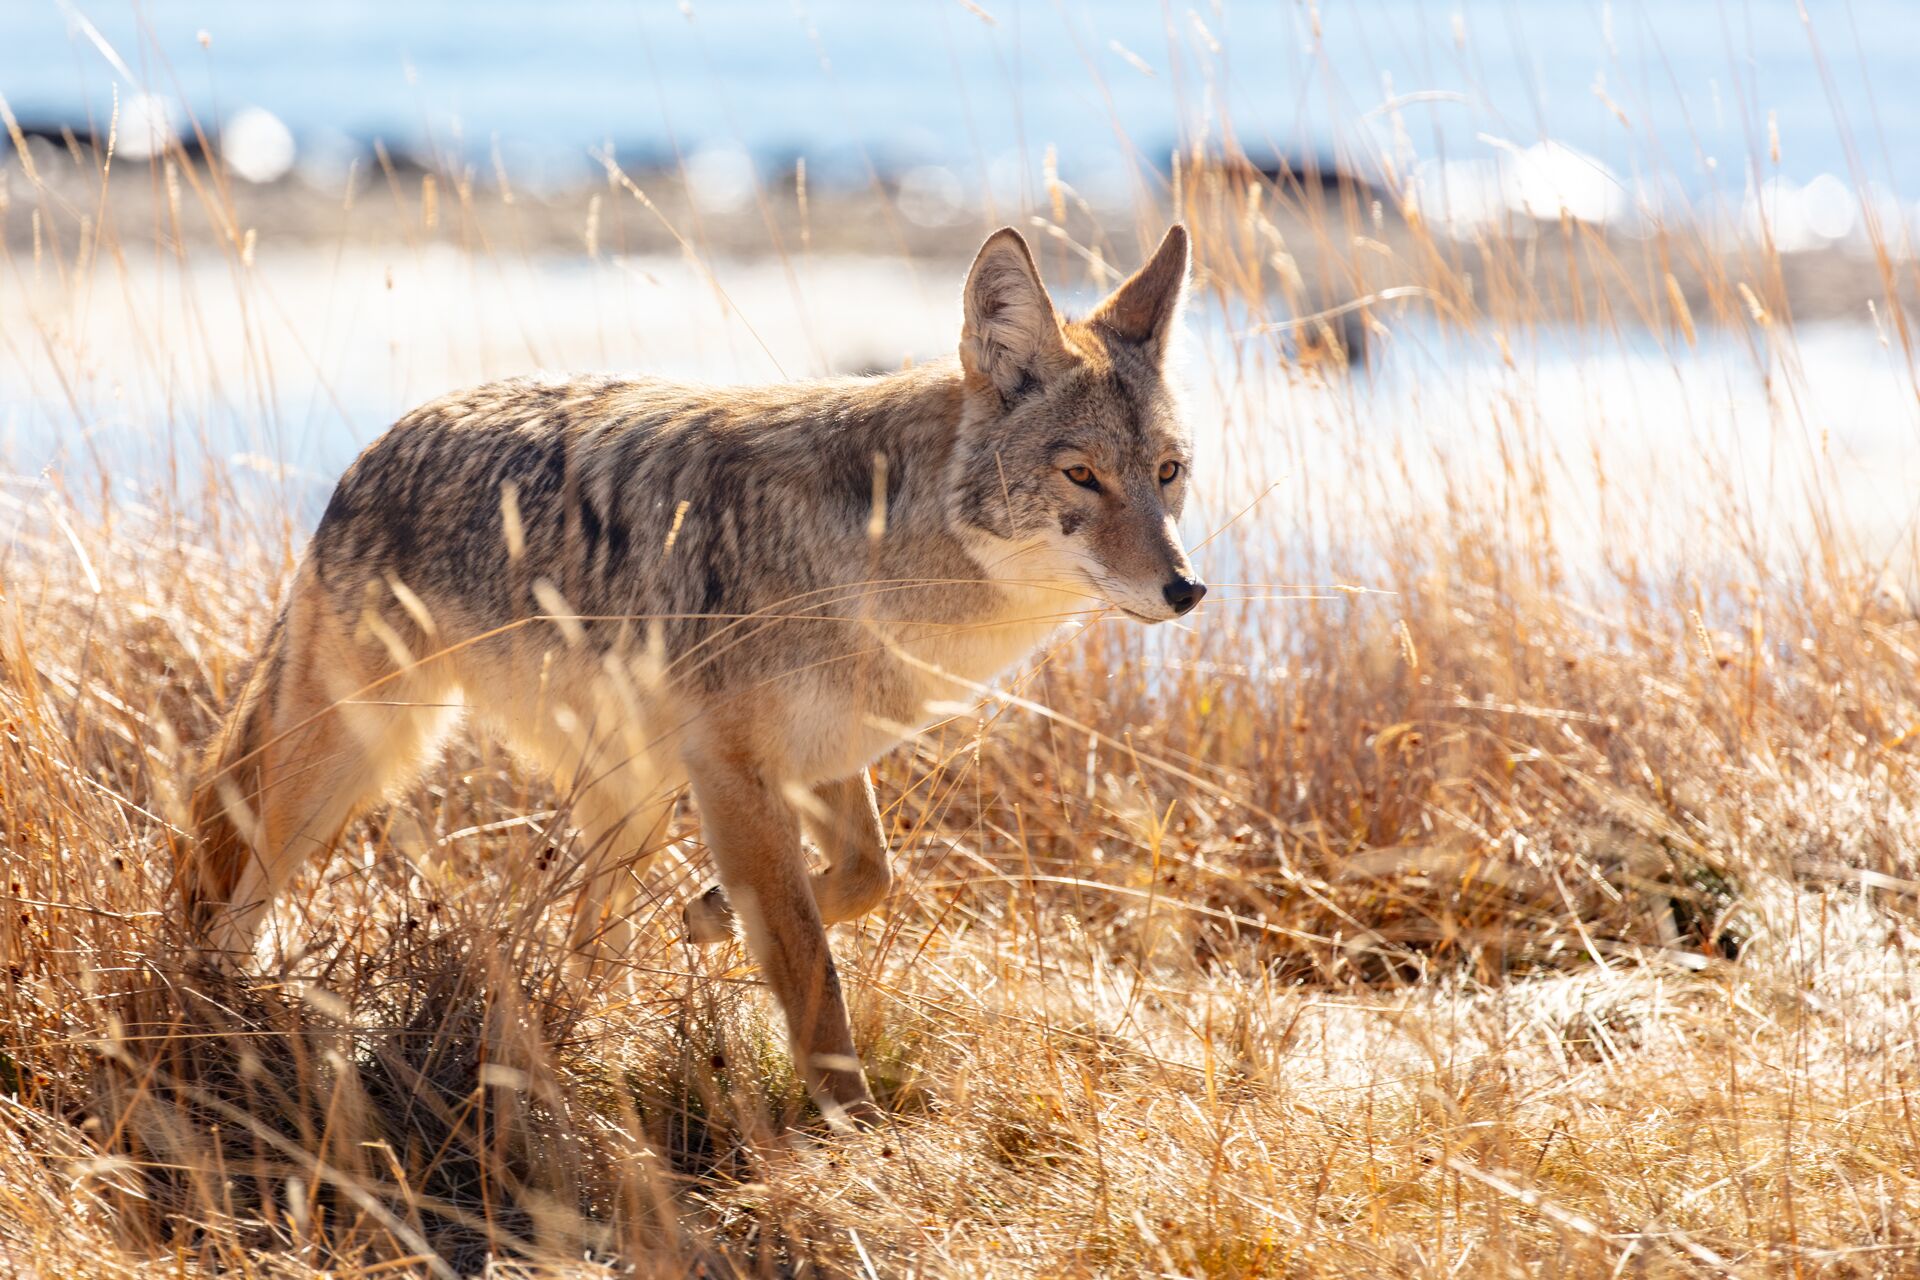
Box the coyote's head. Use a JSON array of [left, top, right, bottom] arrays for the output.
[[949, 224, 1205, 623]]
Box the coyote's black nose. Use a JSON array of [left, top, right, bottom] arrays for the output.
[[1163, 576, 1207, 615]]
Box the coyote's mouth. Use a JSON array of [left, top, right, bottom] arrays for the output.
[[1074, 569, 1167, 624]]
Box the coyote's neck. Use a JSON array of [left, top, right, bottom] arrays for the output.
[[761, 363, 1074, 693]]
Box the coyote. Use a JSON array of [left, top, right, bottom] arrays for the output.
[[189, 224, 1205, 1126]]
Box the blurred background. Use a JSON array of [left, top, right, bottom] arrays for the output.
[[5, 0, 1918, 219]]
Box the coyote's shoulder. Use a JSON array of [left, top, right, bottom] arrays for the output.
[[189, 225, 1204, 1127]]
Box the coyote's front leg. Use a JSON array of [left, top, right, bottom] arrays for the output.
[[685, 772, 891, 942], [686, 751, 879, 1128]]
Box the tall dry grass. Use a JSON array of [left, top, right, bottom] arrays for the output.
[[4, 33, 1920, 1277]]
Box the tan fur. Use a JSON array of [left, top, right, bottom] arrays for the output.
[[188, 226, 1203, 1126]]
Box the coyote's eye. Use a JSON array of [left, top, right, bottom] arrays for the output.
[[1159, 460, 1183, 485], [1063, 465, 1101, 491]]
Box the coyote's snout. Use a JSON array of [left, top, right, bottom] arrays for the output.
[[188, 224, 1202, 1126]]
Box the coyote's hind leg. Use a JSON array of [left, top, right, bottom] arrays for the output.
[[206, 644, 460, 957]]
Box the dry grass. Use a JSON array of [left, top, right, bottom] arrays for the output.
[[4, 50, 1920, 1277]]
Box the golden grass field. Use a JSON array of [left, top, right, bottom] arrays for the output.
[[4, 89, 1920, 1278]]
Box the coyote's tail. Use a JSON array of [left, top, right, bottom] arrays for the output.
[[181, 614, 286, 932]]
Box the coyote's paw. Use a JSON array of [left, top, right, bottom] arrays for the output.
[[823, 1093, 884, 1133], [683, 884, 738, 944]]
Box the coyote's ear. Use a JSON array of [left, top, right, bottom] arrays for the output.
[[960, 228, 1068, 401], [1089, 224, 1189, 362]]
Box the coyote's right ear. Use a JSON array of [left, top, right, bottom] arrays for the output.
[[960, 228, 1068, 401], [1088, 223, 1188, 363]]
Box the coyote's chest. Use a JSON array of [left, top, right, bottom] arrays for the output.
[[769, 581, 1071, 783], [906, 586, 1072, 693]]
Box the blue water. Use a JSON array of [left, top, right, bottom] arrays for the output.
[[1, 0, 1915, 200]]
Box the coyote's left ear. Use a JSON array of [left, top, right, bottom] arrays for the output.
[[1089, 224, 1189, 363]]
